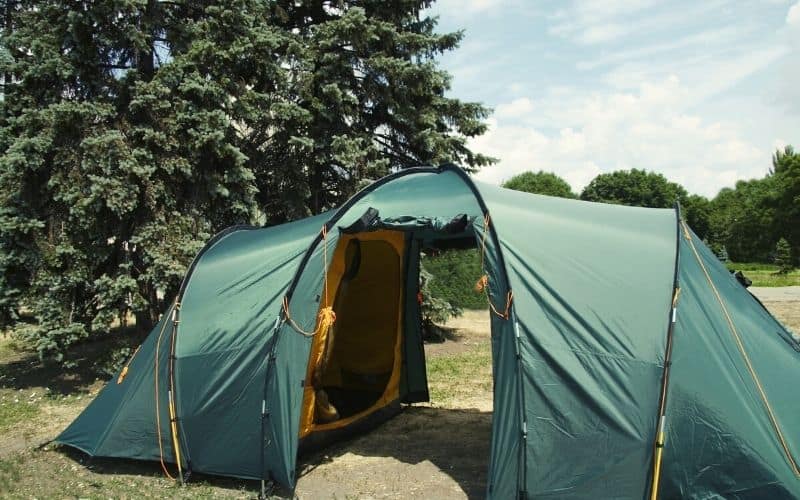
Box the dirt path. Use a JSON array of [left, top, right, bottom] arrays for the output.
[[295, 407, 491, 499], [750, 286, 800, 302], [293, 309, 492, 499], [423, 310, 490, 358], [750, 287, 800, 339]]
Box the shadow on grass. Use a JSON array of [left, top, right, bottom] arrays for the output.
[[294, 406, 492, 499], [52, 406, 491, 498], [423, 322, 464, 343], [0, 331, 142, 396], [53, 446, 261, 494]]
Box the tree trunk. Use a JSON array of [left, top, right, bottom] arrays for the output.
[[309, 163, 323, 214], [136, 0, 156, 81], [2, 0, 14, 96]]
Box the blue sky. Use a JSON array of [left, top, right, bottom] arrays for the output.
[[427, 0, 800, 197]]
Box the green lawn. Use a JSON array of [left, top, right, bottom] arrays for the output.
[[725, 262, 800, 287]]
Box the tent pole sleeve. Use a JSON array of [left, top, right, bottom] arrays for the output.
[[259, 315, 283, 487], [169, 302, 185, 484], [648, 202, 683, 500], [283, 166, 441, 303], [513, 314, 528, 497], [168, 389, 183, 484]]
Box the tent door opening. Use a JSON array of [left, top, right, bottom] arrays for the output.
[[299, 230, 406, 438]]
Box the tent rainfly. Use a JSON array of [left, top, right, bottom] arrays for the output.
[[57, 165, 800, 499]]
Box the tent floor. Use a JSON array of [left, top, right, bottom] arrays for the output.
[[298, 399, 403, 455], [324, 387, 383, 419]]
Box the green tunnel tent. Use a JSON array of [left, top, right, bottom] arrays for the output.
[[56, 165, 800, 498]]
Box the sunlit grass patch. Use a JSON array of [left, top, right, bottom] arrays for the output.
[[0, 391, 40, 433], [427, 344, 492, 406], [726, 262, 800, 287], [0, 455, 22, 493]]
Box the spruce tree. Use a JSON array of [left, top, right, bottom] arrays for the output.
[[260, 1, 493, 220], [0, 1, 491, 362], [775, 238, 793, 275]]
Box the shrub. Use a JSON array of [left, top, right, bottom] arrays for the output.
[[422, 248, 486, 312]]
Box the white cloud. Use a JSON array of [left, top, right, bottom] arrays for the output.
[[597, 43, 788, 109], [548, 0, 659, 44], [576, 26, 749, 71], [550, 0, 730, 45], [788, 1, 800, 25], [494, 97, 535, 119], [433, 0, 504, 15], [508, 82, 525, 94], [472, 77, 771, 197], [432, 0, 796, 197]]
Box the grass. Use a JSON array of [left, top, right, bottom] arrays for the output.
[[0, 447, 255, 499], [0, 338, 42, 434], [0, 392, 41, 434], [0, 456, 21, 493], [426, 343, 492, 406], [725, 262, 800, 287]]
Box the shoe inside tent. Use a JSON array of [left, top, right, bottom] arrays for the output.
[[56, 165, 800, 499]]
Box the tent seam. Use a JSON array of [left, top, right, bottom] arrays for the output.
[[531, 341, 664, 365]]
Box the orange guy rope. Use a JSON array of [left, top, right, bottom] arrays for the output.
[[475, 214, 513, 319], [117, 345, 141, 384], [283, 225, 337, 337]]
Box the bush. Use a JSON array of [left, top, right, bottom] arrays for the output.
[[422, 248, 487, 312], [419, 266, 461, 325]]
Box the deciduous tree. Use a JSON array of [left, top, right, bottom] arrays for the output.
[[502, 171, 575, 198]]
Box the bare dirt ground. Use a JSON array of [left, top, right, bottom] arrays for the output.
[[423, 312, 491, 358], [751, 287, 800, 337], [292, 309, 492, 499], [750, 286, 800, 302], [1, 298, 798, 499]]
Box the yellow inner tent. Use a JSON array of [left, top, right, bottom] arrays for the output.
[[299, 230, 405, 438]]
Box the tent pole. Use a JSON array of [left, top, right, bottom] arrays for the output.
[[649, 203, 682, 500], [169, 301, 184, 485]]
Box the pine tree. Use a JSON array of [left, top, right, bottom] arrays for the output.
[[0, 1, 491, 362], [772, 146, 800, 259], [418, 260, 460, 342], [775, 238, 793, 275], [718, 245, 728, 263], [259, 1, 494, 220]]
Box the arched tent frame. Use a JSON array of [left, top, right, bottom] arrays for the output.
[[247, 165, 524, 491]]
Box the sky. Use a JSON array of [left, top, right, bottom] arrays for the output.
[[426, 0, 800, 197]]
